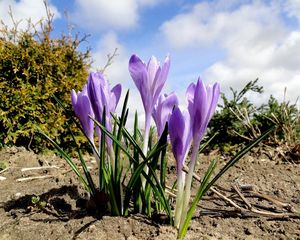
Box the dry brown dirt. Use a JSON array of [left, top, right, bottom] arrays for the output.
[[0, 146, 299, 240]]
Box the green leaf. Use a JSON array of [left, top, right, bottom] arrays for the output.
[[37, 127, 90, 192], [178, 159, 217, 239]]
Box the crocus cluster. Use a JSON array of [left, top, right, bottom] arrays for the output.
[[71, 72, 122, 165], [128, 54, 220, 231], [72, 54, 220, 235]]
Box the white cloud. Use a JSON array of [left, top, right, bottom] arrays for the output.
[[92, 32, 130, 85], [0, 0, 60, 31], [160, 0, 300, 104], [73, 0, 138, 30], [161, 1, 287, 48], [72, 0, 161, 31], [91, 32, 145, 129], [284, 0, 300, 22]]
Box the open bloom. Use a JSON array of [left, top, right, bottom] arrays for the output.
[[169, 107, 192, 176], [152, 92, 178, 137], [129, 54, 170, 129], [71, 85, 95, 144], [87, 72, 122, 149], [186, 78, 220, 144]]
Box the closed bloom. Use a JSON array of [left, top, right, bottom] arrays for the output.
[[71, 85, 95, 143], [186, 78, 220, 143], [169, 107, 192, 176], [152, 92, 178, 137], [169, 106, 192, 228], [87, 72, 122, 148], [128, 54, 170, 121]]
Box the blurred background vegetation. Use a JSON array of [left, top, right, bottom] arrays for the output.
[[205, 79, 300, 159], [0, 5, 91, 153]]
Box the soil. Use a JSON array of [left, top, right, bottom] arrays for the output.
[[0, 146, 299, 240]]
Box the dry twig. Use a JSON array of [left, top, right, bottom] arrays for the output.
[[166, 164, 300, 219], [21, 166, 59, 172], [16, 175, 54, 182]]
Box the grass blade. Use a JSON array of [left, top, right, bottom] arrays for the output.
[[37, 128, 90, 191]]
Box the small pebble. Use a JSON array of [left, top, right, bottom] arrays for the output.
[[15, 192, 22, 197], [0, 176, 6, 181]]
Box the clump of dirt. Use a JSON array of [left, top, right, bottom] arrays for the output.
[[0, 146, 299, 239]]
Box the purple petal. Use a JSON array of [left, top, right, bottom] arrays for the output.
[[147, 56, 159, 88], [152, 56, 170, 103], [71, 85, 95, 143], [87, 72, 103, 122], [110, 84, 122, 111], [186, 78, 220, 143], [129, 55, 147, 92], [129, 54, 150, 113], [129, 54, 170, 122], [71, 89, 78, 108], [87, 71, 122, 149], [169, 107, 185, 162], [169, 107, 192, 174], [152, 92, 178, 136], [207, 83, 220, 120], [186, 82, 195, 104]]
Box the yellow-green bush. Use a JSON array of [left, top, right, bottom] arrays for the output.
[[0, 18, 91, 152]]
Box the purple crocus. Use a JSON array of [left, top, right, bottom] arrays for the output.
[[152, 92, 178, 137], [169, 107, 192, 176], [178, 78, 220, 231], [129, 54, 170, 120], [87, 72, 122, 150], [186, 78, 220, 144], [71, 85, 95, 144], [129, 54, 170, 154], [168, 106, 192, 228]]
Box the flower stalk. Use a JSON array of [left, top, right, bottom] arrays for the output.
[[169, 79, 220, 233], [129, 54, 170, 188]]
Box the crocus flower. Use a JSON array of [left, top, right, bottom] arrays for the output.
[[129, 54, 170, 122], [87, 72, 122, 150], [129, 54, 170, 153], [71, 84, 95, 144], [178, 78, 220, 232], [169, 106, 192, 228], [186, 78, 220, 144], [152, 92, 178, 137], [169, 106, 192, 177]]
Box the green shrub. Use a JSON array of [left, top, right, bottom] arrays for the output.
[[254, 95, 300, 144], [0, 12, 91, 152], [207, 79, 263, 150], [207, 79, 299, 152]]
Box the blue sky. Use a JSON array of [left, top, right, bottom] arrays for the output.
[[1, 0, 300, 118]]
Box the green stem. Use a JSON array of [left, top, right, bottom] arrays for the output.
[[108, 146, 115, 175], [179, 138, 200, 231], [174, 172, 185, 228], [141, 113, 151, 188]]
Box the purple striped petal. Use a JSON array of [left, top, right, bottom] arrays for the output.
[[169, 107, 192, 175], [71, 85, 95, 143], [129, 54, 170, 120], [152, 92, 178, 136], [186, 78, 220, 143], [87, 72, 122, 149]]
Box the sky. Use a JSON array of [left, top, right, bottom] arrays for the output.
[[1, 0, 300, 122]]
